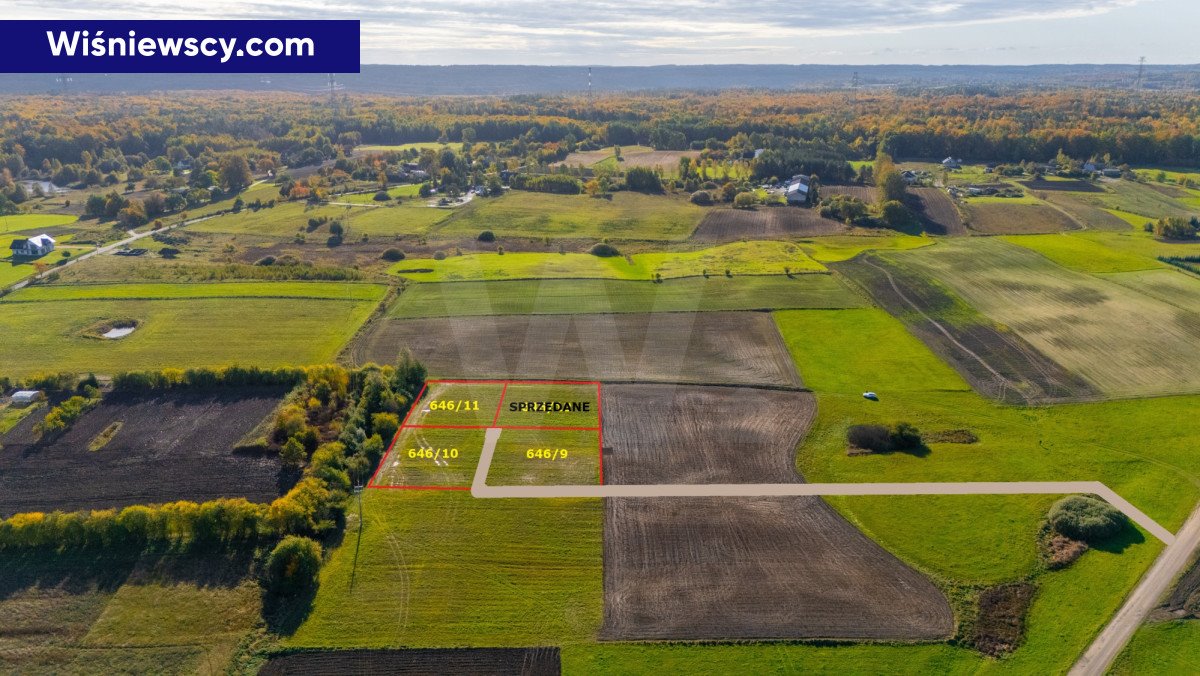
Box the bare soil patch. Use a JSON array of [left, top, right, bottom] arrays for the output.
[[601, 496, 954, 641], [600, 384, 814, 483], [599, 383, 952, 641], [620, 150, 701, 169], [1162, 556, 1200, 618], [352, 312, 803, 387], [258, 648, 560, 675], [834, 255, 1100, 403], [963, 203, 1077, 235], [911, 188, 967, 235], [0, 389, 289, 517], [690, 207, 849, 241], [822, 185, 876, 201]]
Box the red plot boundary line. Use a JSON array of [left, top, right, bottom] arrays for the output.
[[369, 378, 604, 491]]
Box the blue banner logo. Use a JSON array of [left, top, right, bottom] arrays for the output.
[[0, 20, 359, 73]]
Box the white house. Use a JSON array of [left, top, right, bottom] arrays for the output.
[[11, 390, 43, 407], [9, 234, 55, 258], [19, 180, 69, 196], [942, 157, 963, 169], [785, 175, 811, 205]]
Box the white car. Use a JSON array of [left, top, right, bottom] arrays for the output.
[[862, 392, 879, 401]]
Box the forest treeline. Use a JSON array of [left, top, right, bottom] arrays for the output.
[[1, 89, 1198, 175]]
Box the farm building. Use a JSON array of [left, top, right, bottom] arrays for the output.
[[10, 390, 43, 407], [942, 157, 963, 169], [19, 180, 69, 196], [9, 234, 55, 258], [786, 176, 812, 205]]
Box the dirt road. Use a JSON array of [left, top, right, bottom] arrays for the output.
[[469, 428, 1175, 544], [1069, 503, 1200, 676]]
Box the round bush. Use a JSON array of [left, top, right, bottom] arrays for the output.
[[373, 190, 390, 202], [432, 250, 447, 261], [380, 248, 405, 262], [1048, 495, 1127, 542], [477, 230, 496, 242], [590, 243, 621, 257], [690, 190, 713, 205], [266, 535, 322, 595]]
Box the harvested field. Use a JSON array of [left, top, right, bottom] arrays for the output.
[[1044, 193, 1137, 231], [1020, 179, 1103, 192], [618, 150, 700, 169], [351, 312, 803, 387], [1101, 269, 1200, 315], [911, 187, 966, 235], [691, 207, 848, 241], [259, 648, 561, 675], [963, 203, 1077, 234], [834, 254, 1101, 404], [601, 496, 954, 641], [382, 276, 864, 318], [822, 184, 876, 201], [878, 239, 1200, 398], [598, 383, 951, 641], [600, 384, 815, 484], [0, 389, 287, 517]]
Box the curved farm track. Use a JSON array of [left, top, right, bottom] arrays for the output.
[[598, 383, 955, 641]]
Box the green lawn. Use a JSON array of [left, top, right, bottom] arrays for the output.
[[336, 184, 423, 204], [188, 198, 451, 238], [1001, 233, 1162, 273], [387, 275, 866, 318], [1, 281, 387, 302], [797, 234, 933, 262], [288, 489, 602, 647], [1110, 620, 1200, 674], [0, 234, 89, 289], [433, 191, 706, 241], [334, 202, 453, 236], [0, 212, 79, 234], [0, 282, 382, 376], [390, 241, 825, 282], [1074, 180, 1199, 219], [776, 307, 1200, 534]]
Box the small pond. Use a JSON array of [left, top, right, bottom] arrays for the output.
[[102, 326, 137, 339]]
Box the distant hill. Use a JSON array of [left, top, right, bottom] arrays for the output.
[[2, 64, 1198, 95]]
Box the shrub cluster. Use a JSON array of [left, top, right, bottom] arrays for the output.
[[590, 243, 621, 257], [509, 173, 582, 194], [34, 395, 100, 441], [846, 422, 923, 453], [1047, 495, 1127, 543]]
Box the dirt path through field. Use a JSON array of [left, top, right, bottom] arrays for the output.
[[469, 427, 1175, 543]]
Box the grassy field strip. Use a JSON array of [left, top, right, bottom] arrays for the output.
[[1097, 269, 1200, 314], [0, 281, 388, 302], [390, 241, 825, 282], [1002, 233, 1163, 274], [0, 212, 79, 234], [432, 191, 706, 241], [386, 276, 865, 318]]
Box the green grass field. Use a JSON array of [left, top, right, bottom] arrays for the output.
[[387, 275, 866, 318], [1, 281, 386, 302], [796, 234, 933, 262], [1, 234, 89, 289], [335, 184, 423, 204], [390, 241, 825, 282], [1074, 180, 1199, 219], [288, 489, 602, 648], [190, 197, 453, 238], [0, 282, 382, 376], [1110, 620, 1200, 675], [1001, 233, 1162, 273], [0, 212, 79, 234], [433, 191, 706, 241]]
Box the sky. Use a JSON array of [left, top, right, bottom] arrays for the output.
[[6, 0, 1198, 65]]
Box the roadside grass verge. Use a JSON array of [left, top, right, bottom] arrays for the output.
[[1110, 620, 1200, 675], [386, 275, 866, 318]]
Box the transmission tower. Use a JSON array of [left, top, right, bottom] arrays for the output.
[[850, 71, 860, 102], [1134, 56, 1146, 90], [588, 67, 592, 97], [55, 73, 73, 95]]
